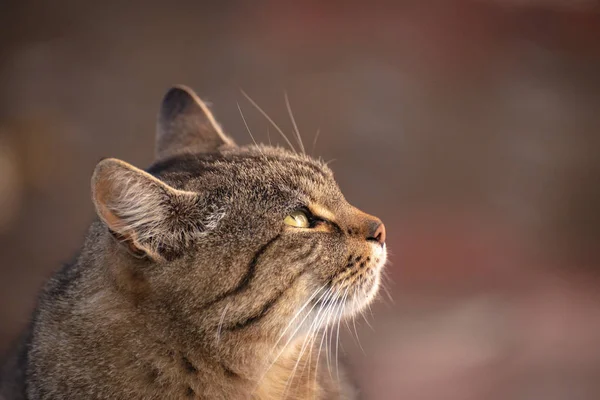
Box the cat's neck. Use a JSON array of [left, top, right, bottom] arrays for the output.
[[76, 228, 339, 398]]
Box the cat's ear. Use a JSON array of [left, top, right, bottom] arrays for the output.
[[155, 85, 235, 160], [91, 158, 220, 260]]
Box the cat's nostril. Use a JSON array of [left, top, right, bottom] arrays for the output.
[[367, 221, 386, 245]]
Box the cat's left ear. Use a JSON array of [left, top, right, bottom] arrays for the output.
[[155, 85, 236, 160], [92, 158, 221, 261]]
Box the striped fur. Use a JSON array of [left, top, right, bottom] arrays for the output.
[[0, 86, 386, 399]]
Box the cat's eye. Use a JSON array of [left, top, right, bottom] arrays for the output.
[[284, 210, 310, 228]]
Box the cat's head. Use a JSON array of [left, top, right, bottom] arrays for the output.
[[91, 85, 386, 345]]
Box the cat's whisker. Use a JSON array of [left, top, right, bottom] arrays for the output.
[[282, 302, 323, 399], [351, 308, 366, 355], [215, 301, 231, 347], [307, 301, 332, 374], [298, 288, 337, 381], [343, 317, 355, 345], [261, 291, 324, 372], [300, 301, 327, 381], [270, 284, 325, 354], [380, 270, 396, 306], [285, 287, 336, 398], [361, 305, 375, 331], [379, 281, 395, 308], [284, 92, 305, 154], [300, 326, 318, 394], [311, 288, 337, 379], [312, 127, 321, 156], [236, 102, 265, 158], [240, 89, 297, 153], [366, 297, 375, 320], [254, 286, 329, 393], [334, 286, 350, 383], [292, 316, 320, 385], [314, 328, 327, 399], [266, 127, 272, 146], [323, 292, 338, 380], [305, 287, 336, 383], [325, 158, 337, 166]]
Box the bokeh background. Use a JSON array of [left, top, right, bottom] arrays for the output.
[[2, 1, 600, 398]]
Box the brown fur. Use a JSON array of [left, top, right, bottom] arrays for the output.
[[0, 85, 386, 399]]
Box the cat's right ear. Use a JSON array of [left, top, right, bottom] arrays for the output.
[[91, 158, 213, 261], [155, 85, 235, 160]]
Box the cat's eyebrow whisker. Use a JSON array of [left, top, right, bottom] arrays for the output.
[[236, 102, 265, 158], [240, 89, 297, 153], [266, 127, 272, 146], [284, 92, 305, 154], [312, 127, 321, 156]]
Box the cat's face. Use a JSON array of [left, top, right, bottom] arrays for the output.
[[92, 86, 386, 344]]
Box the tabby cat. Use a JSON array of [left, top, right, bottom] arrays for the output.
[[0, 85, 387, 399]]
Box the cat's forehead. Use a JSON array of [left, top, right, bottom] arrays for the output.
[[148, 145, 341, 202]]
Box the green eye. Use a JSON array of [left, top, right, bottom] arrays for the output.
[[284, 210, 310, 228]]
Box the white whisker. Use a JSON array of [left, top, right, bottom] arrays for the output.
[[348, 292, 367, 355], [313, 327, 327, 399], [240, 89, 297, 152], [380, 281, 395, 307], [284, 92, 305, 154], [312, 127, 321, 156], [361, 306, 374, 331], [334, 286, 350, 382], [282, 289, 332, 398], [236, 102, 265, 158], [252, 286, 327, 395], [292, 288, 337, 397], [271, 285, 325, 352]]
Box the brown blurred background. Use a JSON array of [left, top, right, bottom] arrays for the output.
[[2, 1, 600, 398]]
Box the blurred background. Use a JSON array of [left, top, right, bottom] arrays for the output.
[[1, 0, 600, 398]]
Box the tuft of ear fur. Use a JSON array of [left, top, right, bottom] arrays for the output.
[[91, 158, 223, 260], [156, 85, 235, 160]]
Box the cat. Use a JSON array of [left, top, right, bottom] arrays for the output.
[[0, 85, 387, 399]]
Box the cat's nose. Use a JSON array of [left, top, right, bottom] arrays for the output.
[[366, 220, 386, 245]]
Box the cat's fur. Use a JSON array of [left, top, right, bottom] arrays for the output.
[[0, 85, 387, 399]]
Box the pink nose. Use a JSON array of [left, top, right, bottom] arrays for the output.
[[367, 221, 386, 245]]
